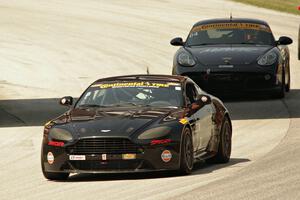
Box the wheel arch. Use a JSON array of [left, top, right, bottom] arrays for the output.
[[224, 112, 232, 131]]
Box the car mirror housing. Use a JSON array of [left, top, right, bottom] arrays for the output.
[[59, 96, 73, 106], [170, 37, 184, 46], [191, 95, 211, 110], [199, 95, 211, 104], [276, 36, 293, 45]]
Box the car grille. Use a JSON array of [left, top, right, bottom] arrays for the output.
[[66, 138, 140, 154]]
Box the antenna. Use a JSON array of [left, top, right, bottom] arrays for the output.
[[146, 66, 150, 75]]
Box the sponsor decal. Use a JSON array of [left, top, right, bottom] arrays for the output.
[[191, 23, 271, 33], [179, 118, 188, 125], [102, 154, 107, 161], [161, 150, 172, 162], [167, 82, 181, 86], [69, 155, 86, 161], [91, 82, 179, 89], [122, 154, 136, 160], [48, 141, 64, 147], [47, 152, 54, 164], [151, 139, 172, 145], [175, 86, 181, 91]]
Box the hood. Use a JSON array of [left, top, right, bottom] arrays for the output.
[[61, 107, 178, 138], [187, 45, 273, 65]]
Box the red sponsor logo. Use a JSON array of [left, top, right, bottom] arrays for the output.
[[48, 141, 64, 147], [151, 139, 172, 145]]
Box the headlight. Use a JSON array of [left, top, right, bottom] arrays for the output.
[[178, 52, 196, 66], [49, 128, 73, 141], [138, 126, 171, 140], [258, 51, 277, 66]]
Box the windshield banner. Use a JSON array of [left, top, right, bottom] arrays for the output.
[[191, 23, 271, 33], [91, 82, 180, 89]]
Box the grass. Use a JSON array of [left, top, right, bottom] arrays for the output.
[[231, 0, 300, 15]]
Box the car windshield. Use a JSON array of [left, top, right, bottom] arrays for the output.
[[76, 81, 183, 108], [186, 22, 275, 46]]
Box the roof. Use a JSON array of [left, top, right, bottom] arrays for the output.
[[94, 74, 187, 83], [193, 18, 270, 27]]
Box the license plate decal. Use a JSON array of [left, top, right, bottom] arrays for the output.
[[218, 65, 234, 68], [69, 155, 86, 160]]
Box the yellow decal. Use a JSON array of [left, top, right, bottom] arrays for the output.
[[191, 23, 271, 33], [179, 118, 188, 125], [91, 82, 178, 89]]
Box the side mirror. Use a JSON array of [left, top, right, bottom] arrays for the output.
[[170, 37, 184, 46], [59, 96, 73, 106], [191, 95, 211, 110], [277, 36, 293, 45], [199, 94, 211, 104]]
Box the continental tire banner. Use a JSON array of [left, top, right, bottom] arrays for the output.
[[91, 81, 180, 89], [192, 23, 271, 33]]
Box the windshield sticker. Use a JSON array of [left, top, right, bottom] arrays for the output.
[[167, 82, 181, 86], [191, 23, 271, 33], [91, 82, 180, 89]]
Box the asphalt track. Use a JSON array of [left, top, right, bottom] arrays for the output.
[[0, 1, 299, 199]]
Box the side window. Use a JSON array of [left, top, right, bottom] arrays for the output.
[[79, 91, 92, 105], [185, 83, 198, 104]]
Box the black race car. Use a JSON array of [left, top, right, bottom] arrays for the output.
[[41, 75, 232, 180], [171, 18, 293, 98]]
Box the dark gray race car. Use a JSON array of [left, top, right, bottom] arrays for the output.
[[171, 18, 293, 98]]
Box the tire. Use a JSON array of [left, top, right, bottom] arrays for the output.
[[42, 170, 69, 180], [285, 62, 290, 92], [273, 71, 285, 99], [179, 128, 194, 174], [207, 117, 232, 164]]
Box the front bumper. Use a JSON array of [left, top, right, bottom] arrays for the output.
[[173, 63, 281, 95], [41, 141, 180, 173], [184, 72, 281, 95]]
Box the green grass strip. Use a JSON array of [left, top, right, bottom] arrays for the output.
[[231, 0, 300, 15]]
